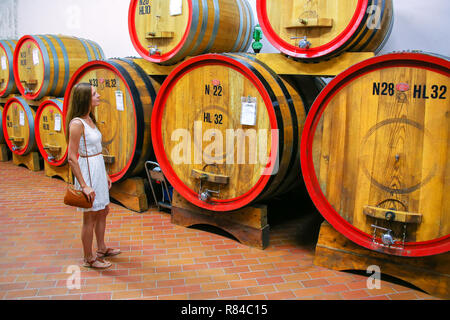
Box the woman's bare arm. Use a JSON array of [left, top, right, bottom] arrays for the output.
[[67, 119, 95, 202]]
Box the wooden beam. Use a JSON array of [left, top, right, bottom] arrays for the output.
[[255, 52, 375, 76]]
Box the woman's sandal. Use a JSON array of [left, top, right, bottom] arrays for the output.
[[83, 257, 112, 269], [96, 248, 121, 258]]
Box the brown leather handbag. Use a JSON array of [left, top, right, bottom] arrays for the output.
[[64, 127, 94, 209]]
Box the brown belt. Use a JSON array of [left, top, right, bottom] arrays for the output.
[[79, 152, 102, 158]]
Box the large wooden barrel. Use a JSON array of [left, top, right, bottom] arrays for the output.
[[152, 53, 322, 211], [2, 96, 37, 155], [257, 0, 394, 61], [35, 98, 67, 166], [128, 0, 254, 65], [13, 35, 105, 100], [0, 40, 18, 98], [63, 58, 160, 182], [301, 52, 450, 257]]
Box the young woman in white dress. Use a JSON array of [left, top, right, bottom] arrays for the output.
[[66, 83, 120, 269]]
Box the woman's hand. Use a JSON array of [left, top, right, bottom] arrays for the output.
[[107, 176, 112, 190], [82, 186, 96, 203]]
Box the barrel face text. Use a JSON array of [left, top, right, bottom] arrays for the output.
[[128, 0, 254, 65], [257, 0, 394, 60], [2, 97, 36, 155], [35, 99, 67, 166], [14, 35, 105, 100], [0, 40, 18, 98], [63, 59, 159, 183], [152, 53, 320, 211], [301, 52, 450, 257]]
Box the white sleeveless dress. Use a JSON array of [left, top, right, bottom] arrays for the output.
[[73, 117, 110, 212]]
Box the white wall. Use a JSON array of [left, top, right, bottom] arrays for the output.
[[15, 0, 450, 58]]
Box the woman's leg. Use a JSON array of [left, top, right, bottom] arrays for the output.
[[94, 206, 109, 253], [81, 211, 97, 261], [94, 205, 120, 257]]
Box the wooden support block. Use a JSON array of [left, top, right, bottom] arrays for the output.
[[110, 177, 148, 213], [255, 52, 375, 76], [171, 191, 269, 249], [314, 222, 450, 299], [363, 205, 422, 224], [12, 151, 42, 171], [286, 18, 333, 29], [0, 144, 11, 162], [146, 31, 175, 39], [44, 161, 73, 183]]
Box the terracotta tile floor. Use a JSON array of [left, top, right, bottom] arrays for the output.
[[0, 160, 438, 300]]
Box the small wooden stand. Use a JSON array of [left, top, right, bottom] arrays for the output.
[[110, 177, 148, 213], [44, 161, 73, 183], [171, 191, 269, 249], [12, 151, 42, 171], [0, 144, 10, 162], [314, 222, 450, 299]]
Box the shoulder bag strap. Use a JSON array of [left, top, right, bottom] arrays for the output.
[[82, 131, 93, 188]]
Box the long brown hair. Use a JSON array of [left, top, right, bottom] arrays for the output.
[[65, 83, 97, 141]]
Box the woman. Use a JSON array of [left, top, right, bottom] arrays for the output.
[[66, 83, 120, 269]]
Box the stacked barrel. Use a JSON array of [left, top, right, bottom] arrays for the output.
[[256, 0, 394, 61], [1, 34, 105, 165], [62, 58, 162, 183], [301, 52, 449, 257]]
